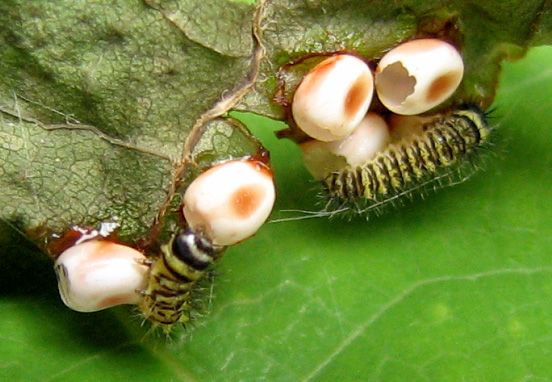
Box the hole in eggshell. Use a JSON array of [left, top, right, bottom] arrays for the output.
[[376, 62, 416, 106], [344, 72, 373, 119], [426, 72, 461, 103], [231, 185, 264, 219]]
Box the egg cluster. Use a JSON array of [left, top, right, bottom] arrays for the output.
[[52, 38, 471, 325], [54, 159, 276, 315], [293, 39, 465, 180]]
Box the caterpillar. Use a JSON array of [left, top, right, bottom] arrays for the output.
[[320, 104, 491, 216], [139, 228, 223, 331]]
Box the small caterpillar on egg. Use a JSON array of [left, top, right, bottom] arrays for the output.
[[322, 104, 492, 216], [139, 158, 275, 332], [52, 224, 221, 333], [273, 39, 493, 222]]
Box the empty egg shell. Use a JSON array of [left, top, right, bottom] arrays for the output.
[[375, 39, 464, 115], [182, 160, 276, 246], [300, 140, 348, 181], [292, 54, 374, 142], [327, 113, 390, 166], [55, 240, 148, 312], [301, 113, 390, 179], [388, 114, 438, 142]]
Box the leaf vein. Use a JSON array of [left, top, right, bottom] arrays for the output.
[[302, 266, 552, 381]]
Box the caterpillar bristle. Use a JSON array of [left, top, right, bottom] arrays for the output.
[[275, 104, 494, 223], [321, 104, 491, 214], [137, 229, 223, 334]]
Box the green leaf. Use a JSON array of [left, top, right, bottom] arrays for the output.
[[2, 44, 551, 382], [237, 0, 551, 118], [0, 0, 548, 241], [1, 1, 551, 381], [0, 0, 259, 240]]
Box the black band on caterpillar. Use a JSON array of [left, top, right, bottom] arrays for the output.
[[139, 229, 223, 332], [323, 105, 491, 207]]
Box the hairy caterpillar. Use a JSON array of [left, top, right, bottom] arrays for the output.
[[139, 228, 223, 331], [321, 104, 491, 215]]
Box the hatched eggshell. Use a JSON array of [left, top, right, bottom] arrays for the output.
[[375, 39, 464, 115], [300, 140, 348, 180], [292, 54, 374, 141], [301, 113, 390, 179], [388, 114, 438, 142], [55, 240, 148, 312], [183, 160, 276, 246]]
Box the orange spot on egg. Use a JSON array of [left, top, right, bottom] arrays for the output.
[[344, 72, 372, 119], [88, 241, 119, 259], [426, 72, 460, 102], [231, 185, 264, 218], [299, 56, 341, 94], [312, 55, 341, 74], [396, 38, 444, 54]]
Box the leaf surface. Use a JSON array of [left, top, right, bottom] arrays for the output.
[[0, 1, 551, 381], [0, 0, 258, 240]]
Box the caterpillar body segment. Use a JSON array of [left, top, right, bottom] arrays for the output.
[[323, 105, 490, 210], [139, 229, 223, 331]]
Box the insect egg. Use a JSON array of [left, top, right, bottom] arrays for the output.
[[54, 240, 148, 312], [375, 38, 464, 115], [182, 159, 276, 246], [54, 157, 277, 330], [292, 54, 374, 142], [388, 114, 438, 142], [137, 159, 277, 330], [301, 112, 390, 180]]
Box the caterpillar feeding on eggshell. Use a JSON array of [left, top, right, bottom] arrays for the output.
[[274, 38, 493, 221], [140, 158, 275, 332], [321, 105, 491, 216]]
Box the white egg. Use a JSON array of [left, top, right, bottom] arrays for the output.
[[182, 160, 276, 246], [55, 240, 148, 312], [301, 113, 390, 179], [327, 112, 390, 166], [375, 39, 464, 115], [292, 54, 374, 142], [388, 114, 439, 142]]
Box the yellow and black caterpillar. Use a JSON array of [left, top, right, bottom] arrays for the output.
[[323, 105, 491, 213], [139, 229, 222, 331]]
